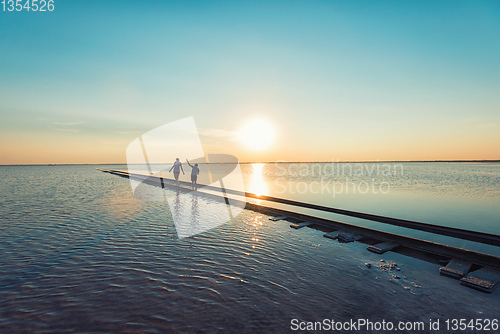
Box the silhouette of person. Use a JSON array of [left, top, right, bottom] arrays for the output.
[[169, 158, 184, 186], [186, 159, 200, 190]]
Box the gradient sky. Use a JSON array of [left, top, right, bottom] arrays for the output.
[[1, 0, 499, 164]]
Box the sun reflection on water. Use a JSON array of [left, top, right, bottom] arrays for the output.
[[248, 163, 268, 200], [250, 215, 263, 250]]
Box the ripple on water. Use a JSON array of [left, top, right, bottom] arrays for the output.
[[1, 165, 499, 332]]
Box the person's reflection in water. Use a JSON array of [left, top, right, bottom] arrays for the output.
[[171, 189, 201, 238], [190, 196, 199, 232], [174, 189, 181, 219]]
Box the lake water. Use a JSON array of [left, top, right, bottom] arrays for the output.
[[0, 164, 499, 332], [240, 162, 500, 255]]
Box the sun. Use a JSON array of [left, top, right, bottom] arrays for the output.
[[238, 119, 276, 151]]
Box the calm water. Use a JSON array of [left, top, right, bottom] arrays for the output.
[[241, 162, 500, 255], [0, 164, 499, 332]]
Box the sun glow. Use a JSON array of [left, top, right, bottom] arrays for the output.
[[238, 119, 276, 151]]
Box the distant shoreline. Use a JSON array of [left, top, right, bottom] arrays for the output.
[[1, 160, 499, 166]]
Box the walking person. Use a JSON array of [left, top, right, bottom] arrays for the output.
[[186, 159, 200, 190], [169, 158, 184, 186]]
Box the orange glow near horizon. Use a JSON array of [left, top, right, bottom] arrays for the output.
[[0, 119, 499, 165]]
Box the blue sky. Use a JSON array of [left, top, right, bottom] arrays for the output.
[[1, 0, 499, 163]]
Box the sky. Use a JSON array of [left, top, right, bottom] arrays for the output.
[[1, 0, 499, 164]]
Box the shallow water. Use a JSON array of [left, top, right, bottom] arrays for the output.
[[239, 162, 500, 255], [0, 164, 499, 332]]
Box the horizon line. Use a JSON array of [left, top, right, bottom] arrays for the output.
[[1, 159, 500, 166]]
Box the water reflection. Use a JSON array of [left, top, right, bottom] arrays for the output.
[[164, 186, 244, 239], [174, 189, 181, 217], [250, 215, 263, 250], [191, 196, 199, 224], [247, 163, 268, 199]]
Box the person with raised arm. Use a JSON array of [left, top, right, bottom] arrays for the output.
[[186, 159, 200, 190]]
